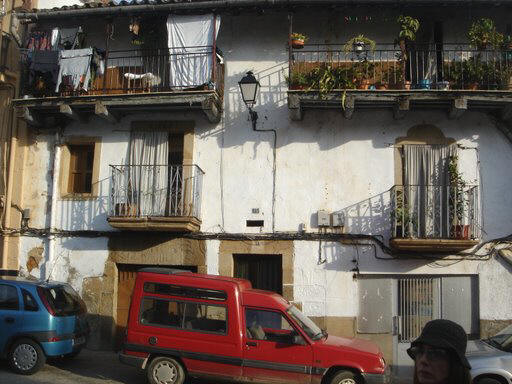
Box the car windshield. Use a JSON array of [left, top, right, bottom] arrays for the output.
[[487, 324, 512, 352], [286, 305, 325, 340]]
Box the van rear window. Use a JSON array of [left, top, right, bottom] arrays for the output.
[[140, 297, 227, 334], [143, 283, 227, 301]]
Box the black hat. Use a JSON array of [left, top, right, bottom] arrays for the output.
[[407, 319, 471, 369]]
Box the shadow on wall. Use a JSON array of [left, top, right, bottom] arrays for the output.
[[308, 188, 393, 240], [59, 176, 110, 231]]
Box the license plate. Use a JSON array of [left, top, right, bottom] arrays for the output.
[[73, 336, 85, 346]]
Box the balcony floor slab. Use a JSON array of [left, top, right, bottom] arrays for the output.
[[390, 238, 479, 253], [107, 216, 201, 232]]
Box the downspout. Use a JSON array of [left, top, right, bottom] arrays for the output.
[[1, 83, 16, 271], [47, 131, 62, 279]]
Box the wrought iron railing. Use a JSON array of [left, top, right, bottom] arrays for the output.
[[21, 46, 224, 98], [289, 43, 512, 91], [109, 164, 204, 220], [390, 184, 480, 240]]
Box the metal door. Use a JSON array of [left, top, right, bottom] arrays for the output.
[[393, 277, 440, 383]]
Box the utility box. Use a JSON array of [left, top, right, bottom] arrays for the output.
[[331, 212, 345, 227], [317, 210, 330, 226]]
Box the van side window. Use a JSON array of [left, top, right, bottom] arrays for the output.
[[140, 298, 183, 328], [183, 302, 227, 334], [144, 283, 227, 301], [0, 284, 19, 310], [245, 308, 295, 343], [140, 298, 227, 335]]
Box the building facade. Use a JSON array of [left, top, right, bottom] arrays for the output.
[[5, 0, 512, 378]]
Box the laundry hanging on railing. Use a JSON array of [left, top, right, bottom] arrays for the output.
[[166, 14, 220, 88], [55, 48, 93, 92]]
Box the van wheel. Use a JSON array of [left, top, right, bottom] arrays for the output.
[[147, 356, 186, 384], [329, 370, 360, 384], [8, 338, 46, 375]]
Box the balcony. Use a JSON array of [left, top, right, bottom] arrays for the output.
[[389, 184, 480, 252], [107, 164, 204, 232], [13, 46, 224, 124], [287, 44, 512, 120]]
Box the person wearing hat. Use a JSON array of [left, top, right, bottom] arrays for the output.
[[407, 319, 472, 384]]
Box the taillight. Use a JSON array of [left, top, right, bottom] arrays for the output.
[[37, 286, 56, 316], [48, 337, 61, 342]]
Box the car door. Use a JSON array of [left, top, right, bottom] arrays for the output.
[[0, 283, 22, 353], [242, 307, 313, 384]]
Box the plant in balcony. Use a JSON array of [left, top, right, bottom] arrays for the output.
[[352, 59, 375, 89], [286, 68, 308, 90], [395, 15, 419, 89], [448, 156, 470, 239], [305, 65, 354, 95], [468, 18, 504, 50], [290, 33, 307, 49], [343, 34, 376, 54], [391, 188, 417, 238]]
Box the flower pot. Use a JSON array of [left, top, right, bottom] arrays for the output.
[[115, 203, 138, 216], [418, 79, 431, 90], [451, 224, 470, 240], [291, 39, 304, 49], [465, 82, 479, 90], [353, 41, 365, 53], [376, 83, 388, 90], [403, 80, 412, 90], [357, 79, 371, 90], [289, 85, 305, 90]]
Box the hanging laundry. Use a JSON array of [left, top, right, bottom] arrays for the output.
[[129, 17, 144, 45], [51, 28, 60, 50], [60, 27, 83, 50], [26, 31, 51, 50], [56, 48, 93, 92]]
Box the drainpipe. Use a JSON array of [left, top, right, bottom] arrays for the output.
[[1, 83, 16, 271], [47, 131, 62, 279]]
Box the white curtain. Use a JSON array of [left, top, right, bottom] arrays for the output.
[[166, 14, 220, 88], [129, 130, 169, 216], [403, 144, 457, 238]]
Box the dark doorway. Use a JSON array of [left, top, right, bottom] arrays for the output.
[[233, 254, 282, 294]]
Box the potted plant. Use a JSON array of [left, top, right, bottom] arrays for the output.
[[343, 34, 376, 54], [290, 33, 307, 49], [352, 58, 375, 89], [286, 68, 308, 89], [448, 156, 470, 239], [395, 15, 419, 89], [392, 188, 417, 238], [468, 18, 504, 50]]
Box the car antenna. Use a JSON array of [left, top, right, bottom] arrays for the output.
[[46, 250, 65, 283]]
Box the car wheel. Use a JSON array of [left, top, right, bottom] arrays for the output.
[[147, 356, 186, 384], [329, 370, 360, 384], [476, 378, 505, 384], [8, 338, 46, 375]]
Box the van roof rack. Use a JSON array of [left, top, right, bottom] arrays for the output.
[[138, 267, 191, 275]]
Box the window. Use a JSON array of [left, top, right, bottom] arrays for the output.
[[140, 297, 227, 334], [22, 289, 39, 311], [143, 282, 227, 301], [245, 308, 295, 343], [68, 144, 94, 193], [0, 284, 19, 310], [60, 137, 101, 198]]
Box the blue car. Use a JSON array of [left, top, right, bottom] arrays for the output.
[[0, 276, 89, 375]]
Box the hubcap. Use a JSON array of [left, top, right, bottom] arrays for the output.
[[337, 379, 356, 384], [153, 361, 178, 384], [13, 344, 38, 371]]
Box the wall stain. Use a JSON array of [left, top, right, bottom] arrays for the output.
[[26, 246, 44, 273]]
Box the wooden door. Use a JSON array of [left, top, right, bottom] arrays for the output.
[[116, 265, 140, 350]]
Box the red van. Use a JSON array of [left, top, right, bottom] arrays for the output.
[[119, 267, 390, 384]]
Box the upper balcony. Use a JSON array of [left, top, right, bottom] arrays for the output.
[[287, 43, 512, 120], [14, 46, 224, 125], [107, 164, 204, 232]]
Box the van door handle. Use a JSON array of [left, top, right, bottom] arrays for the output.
[[5, 317, 14, 324], [246, 341, 257, 347]]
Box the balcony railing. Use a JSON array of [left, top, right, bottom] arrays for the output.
[[22, 46, 224, 98], [289, 44, 512, 91], [109, 164, 204, 220], [390, 184, 480, 240]]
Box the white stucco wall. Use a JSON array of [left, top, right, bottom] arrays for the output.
[[18, 9, 512, 325]]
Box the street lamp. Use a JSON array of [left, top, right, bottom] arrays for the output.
[[238, 71, 260, 126]]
